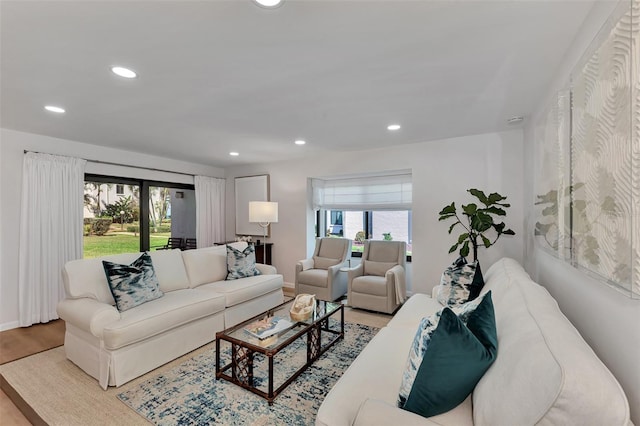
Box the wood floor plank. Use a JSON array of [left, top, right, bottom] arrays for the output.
[[0, 320, 65, 365]]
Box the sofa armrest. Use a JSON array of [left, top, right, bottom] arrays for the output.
[[256, 263, 277, 275], [353, 399, 440, 426], [57, 298, 120, 338], [297, 258, 314, 272]]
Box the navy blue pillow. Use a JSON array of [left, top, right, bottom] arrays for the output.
[[403, 292, 497, 418]]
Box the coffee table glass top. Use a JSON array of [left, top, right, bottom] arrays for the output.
[[221, 298, 342, 349]]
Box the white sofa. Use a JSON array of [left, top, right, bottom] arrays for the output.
[[317, 257, 632, 426], [57, 242, 284, 389]]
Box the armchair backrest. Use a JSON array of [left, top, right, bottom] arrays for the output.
[[312, 237, 352, 270], [362, 240, 406, 276]]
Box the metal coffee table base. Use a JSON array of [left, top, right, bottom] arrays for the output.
[[215, 305, 344, 405]]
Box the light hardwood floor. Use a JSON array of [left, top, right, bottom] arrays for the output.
[[0, 289, 391, 425], [0, 319, 65, 425]]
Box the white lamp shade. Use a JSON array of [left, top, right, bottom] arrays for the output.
[[249, 201, 278, 223]]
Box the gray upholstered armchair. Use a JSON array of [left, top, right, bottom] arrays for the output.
[[348, 240, 407, 314], [295, 237, 352, 301]]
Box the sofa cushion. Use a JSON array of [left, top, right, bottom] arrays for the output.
[[102, 253, 164, 312], [403, 294, 497, 418], [182, 245, 228, 288], [386, 294, 443, 329], [474, 258, 630, 426], [101, 288, 225, 350], [147, 249, 190, 292], [197, 274, 283, 308], [226, 245, 261, 280], [364, 260, 397, 276], [64, 250, 190, 305]]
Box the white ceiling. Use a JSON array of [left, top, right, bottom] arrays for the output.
[[1, 0, 596, 168]]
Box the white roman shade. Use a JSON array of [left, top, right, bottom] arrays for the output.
[[312, 171, 412, 210]]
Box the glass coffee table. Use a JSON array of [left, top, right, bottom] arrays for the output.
[[215, 298, 344, 405]]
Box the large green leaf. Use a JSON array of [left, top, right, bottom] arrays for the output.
[[448, 243, 459, 254], [494, 222, 506, 233], [468, 188, 488, 205], [460, 240, 470, 257], [481, 235, 491, 248], [462, 203, 477, 216], [471, 211, 493, 232], [484, 206, 506, 216], [457, 232, 469, 244], [487, 192, 507, 205], [448, 222, 459, 234], [438, 203, 456, 216]]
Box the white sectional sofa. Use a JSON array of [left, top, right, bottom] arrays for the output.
[[317, 258, 632, 426], [57, 242, 284, 389]]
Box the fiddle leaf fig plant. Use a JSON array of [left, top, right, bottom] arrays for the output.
[[439, 188, 515, 261]]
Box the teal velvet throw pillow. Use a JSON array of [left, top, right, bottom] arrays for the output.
[[403, 292, 497, 418], [102, 252, 164, 312]]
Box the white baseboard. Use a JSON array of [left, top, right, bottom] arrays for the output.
[[0, 320, 20, 331]]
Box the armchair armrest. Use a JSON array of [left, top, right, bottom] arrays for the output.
[[347, 263, 364, 283], [256, 263, 277, 275], [353, 399, 441, 426], [57, 298, 120, 338], [297, 258, 314, 271]]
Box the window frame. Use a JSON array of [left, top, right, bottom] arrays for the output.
[[85, 174, 194, 252], [316, 208, 412, 262]]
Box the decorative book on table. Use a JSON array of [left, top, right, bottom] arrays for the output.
[[244, 316, 294, 340]]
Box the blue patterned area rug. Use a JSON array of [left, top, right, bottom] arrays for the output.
[[118, 322, 378, 425]]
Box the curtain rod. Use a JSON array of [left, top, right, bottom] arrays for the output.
[[24, 150, 195, 177]]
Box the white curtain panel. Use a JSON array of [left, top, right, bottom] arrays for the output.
[[19, 152, 86, 326], [195, 175, 225, 248]]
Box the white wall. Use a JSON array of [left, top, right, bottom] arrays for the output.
[[0, 128, 224, 330], [523, 2, 640, 423], [223, 130, 525, 294]]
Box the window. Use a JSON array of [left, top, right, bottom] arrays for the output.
[[83, 175, 195, 258], [319, 209, 412, 259], [312, 170, 412, 260]]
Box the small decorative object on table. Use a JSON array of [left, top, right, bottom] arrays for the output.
[[290, 293, 316, 321], [244, 315, 293, 340]]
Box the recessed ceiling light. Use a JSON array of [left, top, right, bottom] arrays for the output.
[[294, 140, 306, 145], [44, 105, 65, 113], [507, 116, 524, 124], [111, 66, 137, 79], [253, 0, 283, 8], [387, 124, 401, 131], [229, 152, 239, 156]]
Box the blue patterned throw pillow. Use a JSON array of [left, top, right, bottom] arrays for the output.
[[436, 257, 484, 307], [226, 244, 261, 280], [397, 292, 490, 408], [102, 252, 163, 312]]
